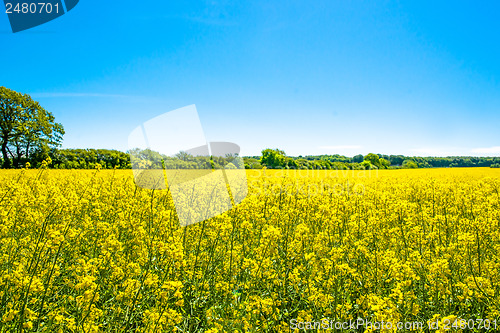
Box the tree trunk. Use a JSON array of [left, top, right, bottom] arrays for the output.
[[14, 144, 21, 168], [1, 139, 10, 168]]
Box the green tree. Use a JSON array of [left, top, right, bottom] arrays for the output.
[[364, 153, 380, 167], [403, 160, 418, 169], [0, 87, 64, 168], [284, 157, 297, 169], [352, 154, 364, 163], [379, 158, 390, 169], [361, 160, 379, 170], [389, 155, 405, 166], [260, 148, 286, 168]]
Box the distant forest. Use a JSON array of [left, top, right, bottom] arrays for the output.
[[5, 147, 500, 170]]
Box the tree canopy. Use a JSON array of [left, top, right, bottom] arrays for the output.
[[0, 87, 64, 168], [260, 148, 286, 168]]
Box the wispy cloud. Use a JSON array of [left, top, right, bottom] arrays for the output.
[[30, 92, 132, 98], [318, 145, 362, 150], [471, 146, 500, 155]]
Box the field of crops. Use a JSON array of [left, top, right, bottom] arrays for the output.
[[0, 167, 499, 332]]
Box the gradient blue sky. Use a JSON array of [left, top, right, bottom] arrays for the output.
[[1, 1, 500, 157]]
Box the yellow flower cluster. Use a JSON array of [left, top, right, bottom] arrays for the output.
[[0, 167, 499, 332]]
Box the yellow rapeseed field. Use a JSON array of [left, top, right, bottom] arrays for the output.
[[0, 166, 499, 332]]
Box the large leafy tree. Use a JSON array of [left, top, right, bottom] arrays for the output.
[[260, 148, 286, 168], [0, 87, 64, 168], [364, 153, 381, 168]]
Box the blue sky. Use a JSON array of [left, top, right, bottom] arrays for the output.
[[1, 1, 500, 157]]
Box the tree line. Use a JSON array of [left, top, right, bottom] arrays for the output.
[[2, 147, 498, 170], [252, 148, 500, 170], [2, 87, 500, 170]]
